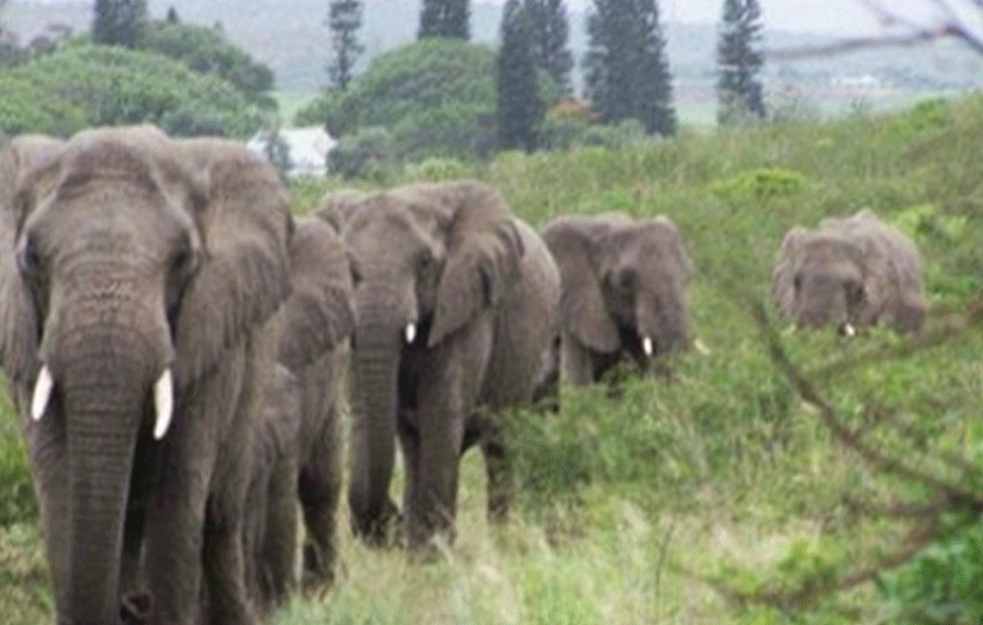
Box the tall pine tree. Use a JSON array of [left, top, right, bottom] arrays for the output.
[[419, 0, 470, 40], [716, 0, 765, 125], [326, 0, 364, 90], [92, 0, 147, 48], [497, 0, 543, 152], [525, 0, 573, 96], [584, 0, 675, 136]]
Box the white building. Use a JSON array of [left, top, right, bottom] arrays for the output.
[[247, 126, 336, 179]]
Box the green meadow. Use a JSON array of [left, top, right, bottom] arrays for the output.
[[4, 94, 983, 624]]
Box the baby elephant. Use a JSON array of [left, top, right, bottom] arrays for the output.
[[771, 208, 927, 334], [541, 212, 693, 386]]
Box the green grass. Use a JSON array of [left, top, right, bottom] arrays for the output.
[[5, 93, 983, 624]]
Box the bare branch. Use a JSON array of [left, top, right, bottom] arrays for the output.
[[764, 28, 941, 60], [752, 301, 983, 513]]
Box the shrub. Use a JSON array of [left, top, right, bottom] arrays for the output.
[[711, 167, 810, 202], [328, 126, 395, 180]]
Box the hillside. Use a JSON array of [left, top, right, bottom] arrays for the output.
[[7, 0, 983, 97]]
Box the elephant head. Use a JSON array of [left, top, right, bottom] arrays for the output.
[[318, 180, 523, 545], [541, 212, 693, 382], [771, 209, 927, 334], [0, 126, 292, 624]]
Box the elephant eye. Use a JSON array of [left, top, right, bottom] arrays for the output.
[[617, 269, 637, 291], [792, 273, 803, 291], [17, 232, 44, 279], [845, 281, 865, 305], [416, 249, 435, 274]]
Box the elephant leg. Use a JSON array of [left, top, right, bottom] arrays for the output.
[[479, 418, 511, 525], [405, 318, 492, 553], [298, 449, 338, 588], [559, 332, 603, 386], [261, 454, 299, 606]]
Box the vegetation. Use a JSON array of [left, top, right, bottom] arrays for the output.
[[584, 0, 676, 136], [296, 38, 496, 163], [526, 0, 573, 96], [137, 18, 276, 107], [92, 0, 147, 48], [4, 89, 983, 624], [497, 0, 543, 152], [418, 0, 471, 40], [0, 43, 265, 137], [717, 0, 766, 125], [325, 0, 364, 91]]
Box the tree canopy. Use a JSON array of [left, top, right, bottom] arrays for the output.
[[0, 42, 264, 137], [296, 38, 495, 160]]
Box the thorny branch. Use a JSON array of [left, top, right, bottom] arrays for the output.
[[764, 0, 983, 59]]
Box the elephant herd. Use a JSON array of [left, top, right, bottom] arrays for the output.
[[0, 125, 928, 625]]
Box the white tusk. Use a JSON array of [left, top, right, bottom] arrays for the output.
[[153, 369, 174, 440], [642, 336, 654, 357], [842, 323, 856, 338], [405, 322, 417, 344], [694, 338, 710, 355], [30, 365, 54, 422]]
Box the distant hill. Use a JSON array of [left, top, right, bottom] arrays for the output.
[[6, 0, 983, 96]]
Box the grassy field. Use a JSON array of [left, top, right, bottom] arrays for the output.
[[4, 94, 983, 624]]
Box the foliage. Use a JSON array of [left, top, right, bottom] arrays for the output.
[[525, 0, 573, 97], [92, 0, 147, 48], [327, 125, 395, 180], [717, 0, 766, 126], [325, 0, 364, 91], [0, 43, 264, 137], [419, 0, 471, 40], [584, 0, 676, 136], [295, 39, 496, 161], [402, 157, 471, 182], [710, 167, 809, 202], [497, 0, 543, 152], [138, 19, 275, 106]]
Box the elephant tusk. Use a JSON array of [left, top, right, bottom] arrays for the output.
[[642, 336, 654, 357], [30, 365, 54, 422], [153, 369, 174, 440], [841, 323, 856, 338], [405, 322, 417, 344]]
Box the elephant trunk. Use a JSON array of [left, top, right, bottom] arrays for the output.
[[348, 322, 401, 543], [51, 328, 163, 624]]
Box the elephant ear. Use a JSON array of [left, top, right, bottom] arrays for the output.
[[647, 215, 693, 281], [771, 226, 808, 318], [541, 215, 620, 353], [275, 216, 356, 372], [427, 180, 524, 347], [315, 188, 370, 232], [0, 135, 65, 390], [171, 138, 293, 385]]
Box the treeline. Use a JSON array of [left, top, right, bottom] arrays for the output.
[[308, 0, 768, 176], [0, 0, 275, 137]]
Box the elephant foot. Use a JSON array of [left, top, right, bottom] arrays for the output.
[[352, 498, 403, 548], [120, 591, 153, 625]]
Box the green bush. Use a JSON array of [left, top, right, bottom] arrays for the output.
[[328, 126, 395, 180], [296, 39, 496, 162], [0, 44, 264, 137], [711, 167, 810, 202]]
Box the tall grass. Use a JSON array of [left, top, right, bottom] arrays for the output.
[[3, 95, 983, 624]]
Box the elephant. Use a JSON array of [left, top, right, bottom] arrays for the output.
[[0, 125, 294, 625], [242, 215, 355, 613], [771, 208, 927, 334], [318, 180, 561, 554], [539, 212, 693, 387]]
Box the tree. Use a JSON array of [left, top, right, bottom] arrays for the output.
[[418, 0, 470, 40], [584, 0, 675, 136], [165, 6, 179, 23], [525, 0, 573, 96], [326, 0, 364, 91], [497, 0, 543, 151], [92, 0, 147, 48], [716, 0, 766, 125]]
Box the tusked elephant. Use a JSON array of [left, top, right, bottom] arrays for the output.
[[243, 215, 356, 612], [540, 212, 693, 387], [319, 180, 560, 554], [0, 125, 294, 625], [771, 208, 927, 335]]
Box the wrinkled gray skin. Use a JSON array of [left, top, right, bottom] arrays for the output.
[[242, 215, 355, 613], [320, 180, 560, 553], [0, 126, 293, 625], [540, 212, 693, 387], [771, 209, 927, 334]]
